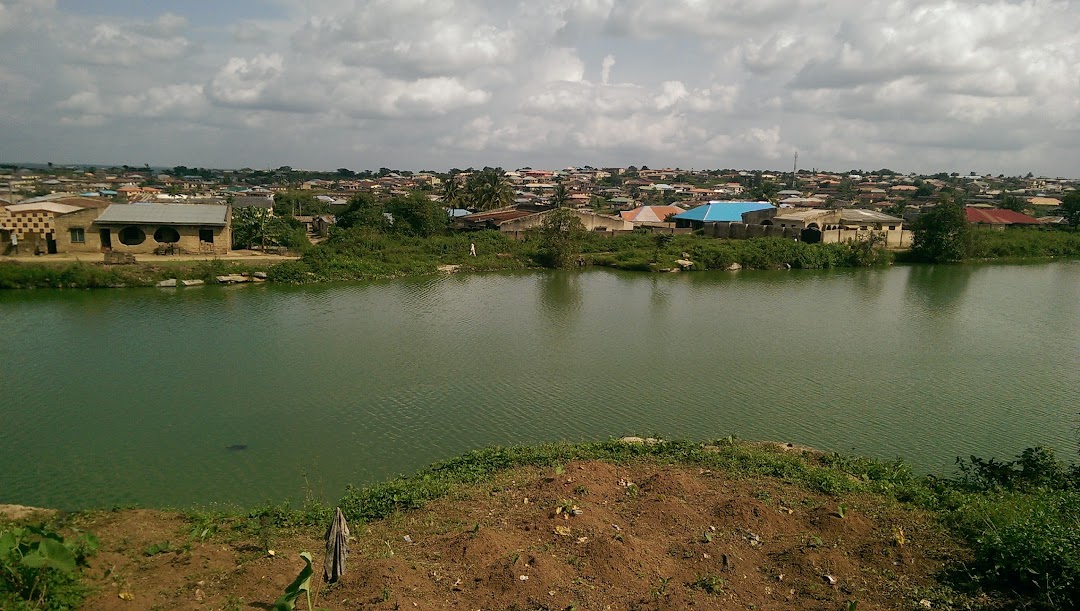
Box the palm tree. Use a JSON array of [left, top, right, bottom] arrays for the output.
[[443, 177, 463, 210], [467, 168, 514, 211], [551, 181, 569, 209]]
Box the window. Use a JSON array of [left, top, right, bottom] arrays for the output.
[[70, 227, 85, 243], [153, 226, 180, 243], [199, 229, 214, 243], [118, 226, 146, 246]]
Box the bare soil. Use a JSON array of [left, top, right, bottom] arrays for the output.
[[63, 461, 966, 610]]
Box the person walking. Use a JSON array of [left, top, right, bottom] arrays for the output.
[[469, 242, 476, 257]]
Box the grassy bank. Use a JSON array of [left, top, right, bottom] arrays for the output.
[[5, 226, 1080, 290], [0, 259, 281, 289], [5, 437, 1077, 609]]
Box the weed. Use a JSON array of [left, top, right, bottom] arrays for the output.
[[689, 574, 727, 594], [0, 523, 99, 609], [143, 541, 173, 557]]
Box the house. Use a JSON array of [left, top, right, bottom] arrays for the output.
[[672, 201, 774, 228], [964, 207, 1041, 228], [53, 202, 231, 255], [497, 208, 633, 237], [0, 201, 87, 254], [233, 195, 275, 212], [620, 205, 684, 225]]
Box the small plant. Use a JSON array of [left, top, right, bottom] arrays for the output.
[[689, 573, 726, 594], [0, 524, 99, 609], [651, 576, 671, 599], [144, 540, 173, 556], [833, 503, 847, 519], [273, 551, 330, 611]]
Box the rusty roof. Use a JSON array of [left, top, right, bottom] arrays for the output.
[[964, 207, 1041, 225]]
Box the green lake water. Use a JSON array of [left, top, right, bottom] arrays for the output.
[[1, 263, 1078, 509]]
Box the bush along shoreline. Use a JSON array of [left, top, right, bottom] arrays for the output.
[[4, 225, 1080, 289], [3, 437, 1078, 609]]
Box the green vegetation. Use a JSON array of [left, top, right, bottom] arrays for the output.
[[536, 208, 587, 269], [0, 259, 280, 289], [0, 523, 98, 610], [911, 198, 972, 262], [1061, 192, 1080, 228], [231, 207, 309, 251]]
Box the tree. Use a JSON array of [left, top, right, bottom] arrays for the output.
[[999, 194, 1026, 213], [232, 207, 291, 251], [550, 181, 569, 208], [466, 168, 513, 211], [442, 178, 464, 210], [911, 198, 971, 263], [536, 208, 586, 269], [335, 193, 389, 232], [1061, 192, 1080, 228], [385, 192, 448, 237]]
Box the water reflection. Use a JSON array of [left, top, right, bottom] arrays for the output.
[[903, 264, 974, 316], [538, 271, 583, 319]]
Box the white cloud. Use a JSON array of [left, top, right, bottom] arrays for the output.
[[208, 54, 284, 106], [600, 54, 615, 85]]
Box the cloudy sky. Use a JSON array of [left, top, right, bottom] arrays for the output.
[[1, 0, 1079, 175]]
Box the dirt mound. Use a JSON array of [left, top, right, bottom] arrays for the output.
[[72, 461, 963, 610]]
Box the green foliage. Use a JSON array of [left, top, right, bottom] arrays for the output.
[[947, 490, 1080, 609], [337, 438, 926, 524], [689, 574, 726, 594], [952, 446, 1077, 493], [273, 552, 315, 611], [535, 208, 587, 269], [231, 207, 300, 251], [942, 446, 1080, 609], [384, 192, 449, 237], [0, 525, 98, 610], [1062, 192, 1080, 228], [273, 191, 326, 216], [466, 168, 514, 211], [911, 199, 972, 262], [267, 229, 528, 284], [0, 262, 127, 289], [999, 194, 1026, 213], [334, 193, 389, 232], [966, 228, 1080, 260]]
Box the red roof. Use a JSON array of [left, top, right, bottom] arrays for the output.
[[964, 207, 1040, 225]]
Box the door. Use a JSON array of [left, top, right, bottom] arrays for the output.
[[46, 234, 57, 254], [99, 228, 112, 250]]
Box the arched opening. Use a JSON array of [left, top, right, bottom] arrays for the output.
[[801, 227, 822, 244], [154, 226, 180, 243], [118, 226, 146, 246], [761, 219, 773, 226]]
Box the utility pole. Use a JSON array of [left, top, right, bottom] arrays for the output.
[[791, 152, 798, 189]]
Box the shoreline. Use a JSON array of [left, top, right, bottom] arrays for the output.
[[2, 249, 1078, 292], [2, 437, 1075, 610]]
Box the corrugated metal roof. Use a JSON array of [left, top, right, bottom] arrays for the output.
[[964, 207, 1040, 225], [621, 205, 684, 223], [95, 202, 228, 226], [674, 201, 774, 222], [839, 209, 903, 223], [6, 202, 84, 214]]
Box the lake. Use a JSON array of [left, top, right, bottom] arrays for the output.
[[1, 263, 1077, 509]]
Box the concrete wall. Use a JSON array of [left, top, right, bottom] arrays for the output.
[[818, 228, 913, 248]]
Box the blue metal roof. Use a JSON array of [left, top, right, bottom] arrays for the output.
[[673, 201, 774, 222]]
